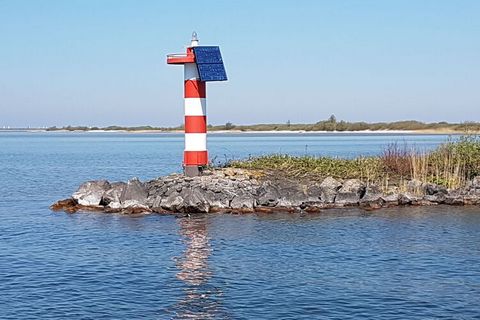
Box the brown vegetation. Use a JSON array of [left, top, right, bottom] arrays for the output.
[[230, 135, 480, 190]]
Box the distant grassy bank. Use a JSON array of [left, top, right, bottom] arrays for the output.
[[45, 116, 480, 134], [229, 135, 480, 190]]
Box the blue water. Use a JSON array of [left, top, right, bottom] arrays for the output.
[[1, 132, 480, 319]]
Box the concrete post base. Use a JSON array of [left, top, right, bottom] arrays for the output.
[[184, 166, 201, 177]]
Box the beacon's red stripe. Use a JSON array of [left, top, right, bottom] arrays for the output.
[[167, 53, 195, 64], [185, 116, 207, 133], [184, 80, 206, 98], [184, 150, 208, 166]]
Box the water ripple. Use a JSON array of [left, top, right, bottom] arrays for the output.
[[1, 133, 480, 319]]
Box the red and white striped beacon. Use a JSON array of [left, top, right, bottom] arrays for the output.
[[167, 32, 227, 177]]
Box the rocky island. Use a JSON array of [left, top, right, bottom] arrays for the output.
[[51, 167, 480, 215], [51, 136, 480, 215]]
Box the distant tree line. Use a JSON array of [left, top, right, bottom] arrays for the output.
[[45, 116, 480, 133]]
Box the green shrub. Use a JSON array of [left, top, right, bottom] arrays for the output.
[[230, 154, 383, 182]]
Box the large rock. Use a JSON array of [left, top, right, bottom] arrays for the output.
[[305, 184, 322, 203], [103, 181, 151, 214], [335, 179, 365, 205], [121, 200, 152, 214], [146, 178, 168, 198], [256, 180, 308, 208], [72, 180, 111, 206], [181, 187, 210, 213], [281, 184, 310, 207], [423, 193, 446, 204], [398, 193, 422, 205], [160, 193, 185, 212], [150, 195, 163, 212], [444, 193, 465, 205], [120, 178, 148, 205], [256, 182, 280, 207], [230, 193, 255, 212], [102, 182, 126, 206], [106, 201, 123, 210], [471, 176, 480, 190], [319, 177, 342, 203], [204, 190, 234, 210], [425, 183, 447, 195], [381, 193, 399, 206], [463, 194, 480, 205], [407, 179, 424, 194], [360, 184, 384, 209]]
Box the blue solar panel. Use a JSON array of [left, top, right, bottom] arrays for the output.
[[197, 64, 228, 82], [194, 46, 223, 64], [193, 46, 227, 82]]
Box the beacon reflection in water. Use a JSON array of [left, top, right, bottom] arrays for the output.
[[173, 216, 227, 319]]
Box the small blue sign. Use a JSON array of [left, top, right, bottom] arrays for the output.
[[193, 46, 227, 82]]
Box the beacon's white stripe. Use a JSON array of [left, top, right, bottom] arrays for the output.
[[184, 98, 206, 116], [185, 133, 207, 151], [184, 63, 199, 80]]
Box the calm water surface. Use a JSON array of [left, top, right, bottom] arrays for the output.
[[1, 132, 479, 319]]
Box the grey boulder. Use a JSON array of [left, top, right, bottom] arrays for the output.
[[120, 178, 148, 205], [425, 183, 447, 195], [398, 193, 422, 205], [407, 179, 424, 194], [423, 193, 446, 204], [319, 177, 342, 203], [256, 182, 280, 207], [360, 184, 384, 208], [160, 193, 185, 212], [181, 187, 210, 213], [335, 179, 365, 205], [471, 176, 480, 190], [231, 193, 255, 211], [72, 180, 111, 206], [102, 182, 126, 206]]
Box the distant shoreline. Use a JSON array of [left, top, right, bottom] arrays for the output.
[[0, 128, 474, 135], [3, 118, 479, 135]]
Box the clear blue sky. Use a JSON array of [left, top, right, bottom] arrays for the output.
[[0, 0, 479, 127]]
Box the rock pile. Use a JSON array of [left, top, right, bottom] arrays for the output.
[[51, 168, 480, 214]]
